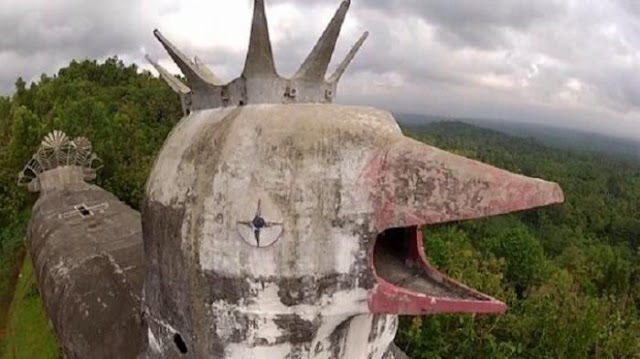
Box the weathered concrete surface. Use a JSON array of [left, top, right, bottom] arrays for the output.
[[361, 139, 564, 232], [144, 105, 398, 358], [36, 165, 86, 194], [27, 172, 145, 358], [143, 104, 563, 358]]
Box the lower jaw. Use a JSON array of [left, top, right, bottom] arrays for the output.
[[369, 226, 507, 315]]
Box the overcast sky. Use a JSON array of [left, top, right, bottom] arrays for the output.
[[1, 0, 640, 138]]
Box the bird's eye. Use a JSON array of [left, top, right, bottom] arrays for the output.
[[237, 199, 283, 248], [252, 216, 266, 229]]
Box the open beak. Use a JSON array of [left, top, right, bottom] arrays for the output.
[[362, 137, 564, 315]]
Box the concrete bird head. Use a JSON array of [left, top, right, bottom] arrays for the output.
[[143, 1, 564, 358]]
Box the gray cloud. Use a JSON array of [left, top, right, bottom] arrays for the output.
[[357, 0, 567, 50], [0, 0, 156, 93], [0, 0, 639, 138], [0, 1, 149, 56]]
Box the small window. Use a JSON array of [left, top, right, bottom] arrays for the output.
[[58, 202, 108, 220], [75, 205, 93, 217]]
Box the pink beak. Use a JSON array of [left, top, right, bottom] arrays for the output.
[[362, 137, 564, 315]]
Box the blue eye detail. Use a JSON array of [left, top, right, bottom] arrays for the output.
[[237, 199, 283, 248], [252, 216, 266, 229]]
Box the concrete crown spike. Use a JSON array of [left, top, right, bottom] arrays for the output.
[[328, 31, 369, 84], [294, 0, 351, 82], [152, 29, 215, 89], [150, 0, 367, 108], [145, 55, 191, 94], [194, 56, 223, 85], [243, 0, 277, 77]]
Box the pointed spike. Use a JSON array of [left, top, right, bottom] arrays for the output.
[[328, 31, 368, 84], [145, 55, 191, 94], [294, 0, 351, 81], [243, 0, 277, 77], [194, 56, 223, 85], [153, 29, 212, 87]]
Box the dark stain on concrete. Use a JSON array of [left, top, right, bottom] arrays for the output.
[[328, 317, 351, 358], [277, 274, 350, 307], [368, 315, 385, 343], [273, 314, 317, 344], [202, 272, 253, 304], [142, 199, 195, 358]]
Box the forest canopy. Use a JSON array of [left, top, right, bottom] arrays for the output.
[[1, 58, 639, 358]]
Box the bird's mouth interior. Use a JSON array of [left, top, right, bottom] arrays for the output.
[[371, 226, 506, 315]]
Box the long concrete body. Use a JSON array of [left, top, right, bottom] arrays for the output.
[[27, 166, 145, 358]]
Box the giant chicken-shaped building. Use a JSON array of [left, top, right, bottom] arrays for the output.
[[20, 0, 564, 358]]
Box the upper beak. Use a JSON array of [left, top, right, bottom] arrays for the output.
[[362, 137, 564, 315]]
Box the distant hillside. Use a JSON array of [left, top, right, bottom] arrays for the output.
[[395, 113, 640, 163]]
